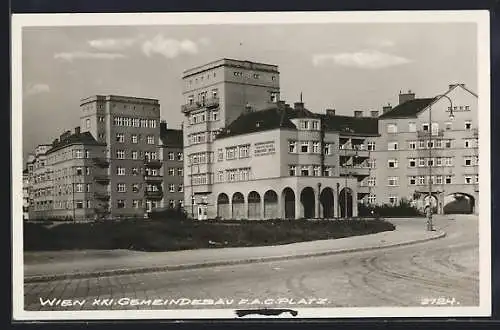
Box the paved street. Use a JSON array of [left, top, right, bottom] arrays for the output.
[[24, 216, 479, 311]]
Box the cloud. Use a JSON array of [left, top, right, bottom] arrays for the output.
[[312, 50, 412, 69], [199, 37, 211, 46], [88, 38, 137, 51], [141, 35, 200, 59], [54, 51, 127, 62], [367, 39, 395, 48], [25, 83, 50, 97]]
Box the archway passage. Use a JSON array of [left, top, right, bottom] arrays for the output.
[[232, 192, 245, 219], [217, 193, 230, 219], [339, 187, 353, 218], [248, 191, 261, 219], [282, 188, 295, 219], [320, 187, 335, 219], [443, 193, 475, 214], [264, 190, 279, 219], [300, 187, 315, 219]]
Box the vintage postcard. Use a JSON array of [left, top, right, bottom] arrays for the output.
[[11, 10, 491, 320]]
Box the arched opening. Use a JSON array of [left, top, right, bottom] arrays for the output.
[[232, 192, 245, 219], [339, 187, 353, 218], [264, 190, 278, 219], [282, 187, 295, 219], [443, 193, 476, 214], [217, 193, 230, 219], [247, 191, 261, 219], [300, 187, 315, 219], [320, 187, 335, 219]]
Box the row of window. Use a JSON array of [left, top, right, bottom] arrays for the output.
[[115, 133, 156, 145], [288, 165, 336, 177], [187, 71, 217, 86], [115, 150, 158, 160], [189, 109, 219, 125], [191, 174, 210, 185], [188, 131, 219, 145], [112, 117, 158, 128], [116, 183, 183, 193], [223, 145, 250, 160], [386, 120, 473, 134], [187, 89, 218, 105], [298, 120, 321, 131], [370, 174, 480, 187], [289, 141, 334, 155], [216, 168, 251, 183]]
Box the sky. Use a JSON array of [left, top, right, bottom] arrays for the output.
[[21, 22, 477, 162]]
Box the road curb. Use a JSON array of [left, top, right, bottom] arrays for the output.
[[25, 231, 446, 283]]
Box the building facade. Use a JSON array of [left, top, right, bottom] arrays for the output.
[[372, 84, 479, 214], [23, 169, 30, 220], [159, 121, 184, 210], [27, 144, 52, 219]]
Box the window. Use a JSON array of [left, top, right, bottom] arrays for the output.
[[116, 150, 125, 159], [436, 158, 443, 166], [76, 167, 83, 175], [169, 168, 175, 176], [117, 167, 125, 176], [168, 152, 174, 160], [387, 124, 398, 133], [177, 152, 183, 161], [445, 140, 452, 148], [75, 183, 83, 192], [147, 136, 155, 145], [212, 111, 219, 121], [422, 123, 429, 131], [226, 147, 237, 160], [76, 200, 84, 209], [445, 175, 452, 184], [289, 140, 297, 153], [389, 195, 398, 205], [177, 168, 183, 176], [409, 158, 416, 167], [312, 121, 319, 130], [132, 184, 140, 193], [239, 145, 250, 158], [367, 141, 375, 151], [388, 176, 399, 186], [436, 176, 443, 185], [464, 157, 473, 166], [117, 200, 125, 208], [169, 184, 175, 192], [445, 122, 452, 130], [388, 159, 399, 168], [75, 150, 83, 158], [131, 134, 138, 143], [475, 175, 479, 184], [312, 142, 320, 153], [408, 122, 416, 133], [445, 158, 453, 166], [388, 142, 398, 150], [178, 184, 183, 192], [324, 144, 331, 155], [86, 167, 91, 175], [217, 171, 224, 182], [465, 121, 472, 130], [419, 140, 426, 149], [86, 183, 91, 192], [435, 140, 442, 148], [465, 176, 472, 184], [85, 150, 90, 158], [419, 158, 426, 167], [368, 159, 376, 169], [418, 176, 425, 185], [132, 168, 139, 176], [117, 183, 126, 192], [133, 200, 142, 208], [116, 133, 124, 142], [368, 177, 376, 186], [131, 151, 138, 160], [368, 194, 376, 204], [301, 166, 310, 176], [301, 142, 309, 153], [409, 176, 416, 185], [408, 141, 416, 149], [300, 121, 309, 130], [169, 200, 175, 208], [464, 139, 473, 148], [289, 165, 296, 176], [313, 166, 320, 176]]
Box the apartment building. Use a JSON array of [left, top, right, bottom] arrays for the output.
[[23, 169, 30, 220], [181, 58, 379, 219], [27, 144, 52, 219], [159, 121, 184, 210], [372, 84, 479, 214]]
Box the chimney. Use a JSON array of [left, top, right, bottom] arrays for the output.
[[326, 109, 336, 116], [160, 120, 167, 132], [398, 89, 415, 104], [294, 102, 304, 110], [354, 111, 363, 118], [245, 103, 253, 112], [74, 126, 80, 135], [382, 103, 392, 114], [52, 138, 59, 146], [370, 110, 379, 118], [277, 100, 286, 109]]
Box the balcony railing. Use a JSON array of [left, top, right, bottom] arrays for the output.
[[144, 175, 163, 182], [94, 191, 110, 200], [144, 159, 162, 168], [145, 190, 164, 200], [94, 175, 110, 185], [357, 186, 371, 194], [181, 97, 220, 113], [340, 165, 370, 176], [92, 157, 110, 168], [417, 129, 445, 138]]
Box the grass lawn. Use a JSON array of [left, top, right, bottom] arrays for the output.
[[24, 218, 396, 252]]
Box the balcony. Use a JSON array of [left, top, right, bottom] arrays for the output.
[[181, 102, 200, 113], [144, 159, 162, 168], [340, 165, 370, 177], [357, 186, 371, 195], [94, 175, 110, 184], [181, 97, 220, 113], [204, 97, 220, 108], [144, 175, 163, 183], [145, 190, 164, 200], [417, 129, 445, 138], [92, 157, 110, 168], [94, 191, 110, 200]]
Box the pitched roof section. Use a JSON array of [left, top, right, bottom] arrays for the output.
[[47, 132, 104, 154], [160, 127, 183, 147], [378, 98, 436, 119], [216, 104, 380, 139]]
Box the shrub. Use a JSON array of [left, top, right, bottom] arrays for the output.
[[358, 199, 424, 218]]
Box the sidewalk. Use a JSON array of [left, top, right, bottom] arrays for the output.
[[24, 220, 446, 283]]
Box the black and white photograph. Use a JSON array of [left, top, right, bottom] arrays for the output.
[[11, 11, 491, 320]]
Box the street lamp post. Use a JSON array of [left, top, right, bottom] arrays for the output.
[[426, 94, 454, 231]]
